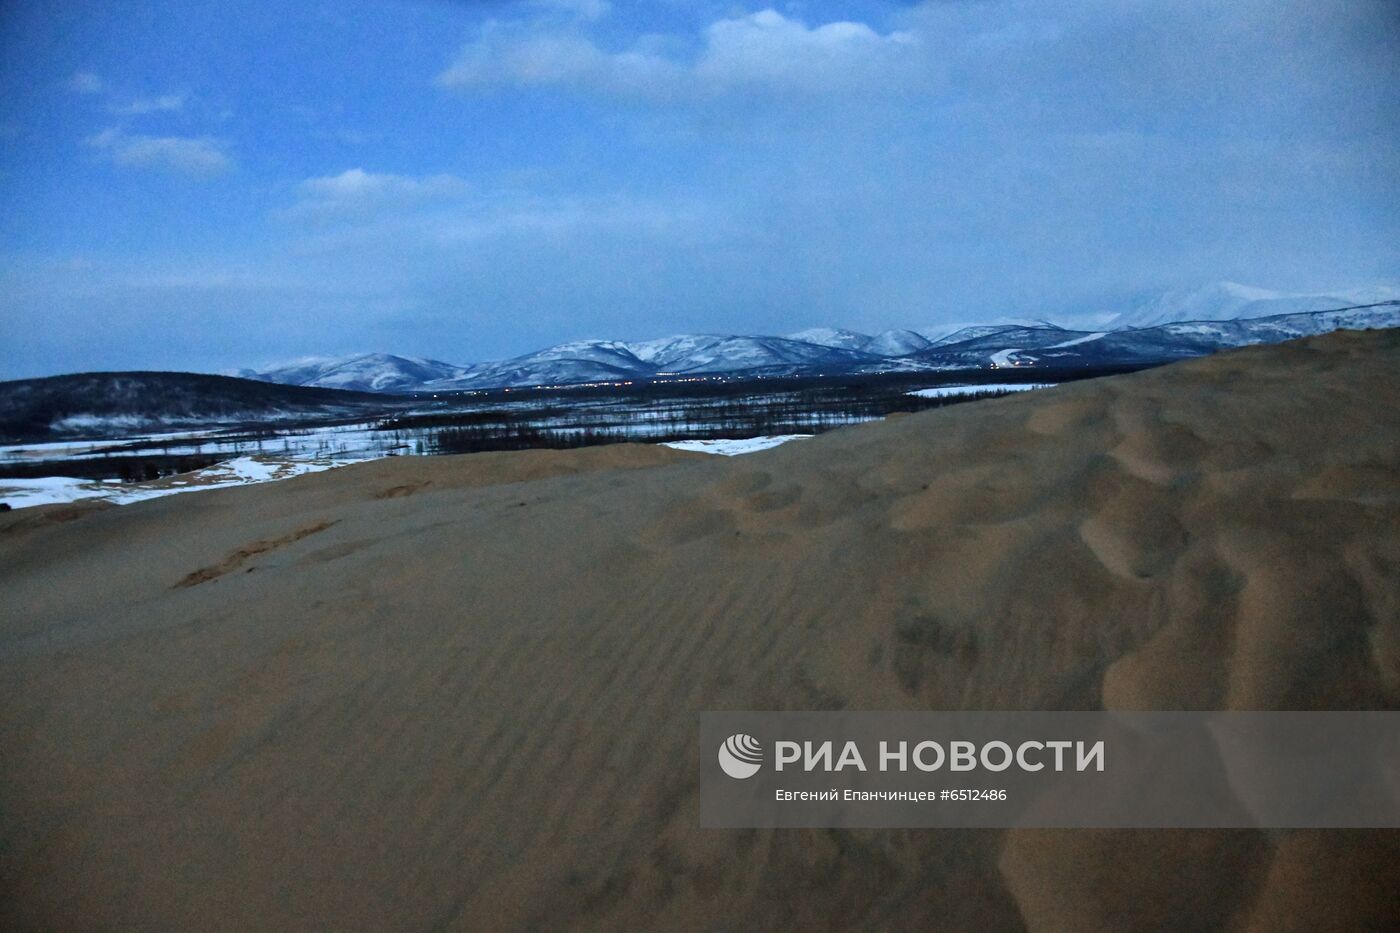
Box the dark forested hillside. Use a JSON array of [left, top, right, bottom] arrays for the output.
[[0, 371, 401, 442]]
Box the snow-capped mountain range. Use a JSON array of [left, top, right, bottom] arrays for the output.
[[1100, 281, 1400, 329], [236, 283, 1400, 393], [231, 354, 471, 393]]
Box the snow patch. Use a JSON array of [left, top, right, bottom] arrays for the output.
[[1046, 332, 1107, 349], [0, 455, 363, 511], [907, 383, 1051, 399], [661, 435, 811, 456]]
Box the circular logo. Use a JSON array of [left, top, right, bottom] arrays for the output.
[[718, 733, 763, 779]]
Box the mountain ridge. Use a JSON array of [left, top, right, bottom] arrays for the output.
[[1102, 280, 1400, 329], [236, 297, 1400, 392]]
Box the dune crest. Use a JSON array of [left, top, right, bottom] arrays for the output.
[[2, 330, 1398, 931]]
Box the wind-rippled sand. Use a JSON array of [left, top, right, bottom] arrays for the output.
[[2, 330, 1398, 931]]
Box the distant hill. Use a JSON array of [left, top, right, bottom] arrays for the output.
[[0, 371, 398, 442], [233, 353, 470, 393]]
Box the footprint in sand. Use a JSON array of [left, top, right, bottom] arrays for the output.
[[173, 520, 338, 588]]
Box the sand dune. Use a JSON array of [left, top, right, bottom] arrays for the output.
[[2, 330, 1399, 931]]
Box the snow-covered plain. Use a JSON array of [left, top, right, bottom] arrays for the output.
[[0, 456, 362, 510], [1, 377, 1056, 510], [0, 420, 415, 467], [1, 432, 818, 509]]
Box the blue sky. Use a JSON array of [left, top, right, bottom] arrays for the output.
[[1, 0, 1398, 378]]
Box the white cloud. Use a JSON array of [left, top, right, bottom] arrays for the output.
[[110, 94, 186, 116], [69, 71, 190, 117], [696, 10, 918, 91], [300, 168, 467, 201], [278, 170, 722, 251], [529, 0, 611, 21], [69, 71, 105, 94], [438, 26, 677, 95], [284, 169, 471, 221], [85, 128, 233, 176], [437, 9, 919, 97], [426, 192, 716, 244]]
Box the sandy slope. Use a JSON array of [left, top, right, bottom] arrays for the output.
[[2, 330, 1398, 931]]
